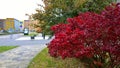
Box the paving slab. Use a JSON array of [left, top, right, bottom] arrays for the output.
[[0, 45, 47, 68]]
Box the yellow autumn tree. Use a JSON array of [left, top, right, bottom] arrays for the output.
[[33, 0, 116, 35]]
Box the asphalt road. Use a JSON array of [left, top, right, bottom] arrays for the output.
[[0, 34, 51, 46]]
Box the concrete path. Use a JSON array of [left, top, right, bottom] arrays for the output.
[[0, 45, 47, 68]]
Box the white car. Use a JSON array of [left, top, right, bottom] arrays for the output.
[[24, 28, 29, 35]]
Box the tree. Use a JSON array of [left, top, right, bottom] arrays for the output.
[[33, 0, 116, 35], [81, 0, 117, 13], [48, 3, 120, 67]]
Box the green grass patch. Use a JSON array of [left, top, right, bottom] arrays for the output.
[[0, 32, 21, 36], [28, 48, 85, 68], [0, 46, 18, 53], [29, 32, 38, 37]]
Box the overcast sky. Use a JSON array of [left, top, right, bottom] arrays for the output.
[[0, 0, 44, 21]]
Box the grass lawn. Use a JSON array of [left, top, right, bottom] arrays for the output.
[[0, 46, 18, 53], [0, 32, 21, 36], [28, 48, 85, 68]]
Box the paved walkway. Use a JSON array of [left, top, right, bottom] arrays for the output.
[[0, 45, 47, 68]]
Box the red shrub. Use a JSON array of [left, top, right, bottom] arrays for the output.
[[48, 3, 120, 68]]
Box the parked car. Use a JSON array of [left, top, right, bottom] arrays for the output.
[[23, 28, 29, 35]]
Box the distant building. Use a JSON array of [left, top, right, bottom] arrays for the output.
[[23, 20, 30, 29], [4, 18, 15, 32], [0, 19, 5, 30], [19, 22, 23, 32], [14, 19, 21, 32], [4, 18, 22, 33], [23, 20, 39, 31]]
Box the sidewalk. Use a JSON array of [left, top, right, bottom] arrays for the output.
[[0, 45, 46, 68]]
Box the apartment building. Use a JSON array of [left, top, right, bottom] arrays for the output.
[[23, 20, 40, 32], [4, 18, 22, 32], [0, 19, 5, 30]]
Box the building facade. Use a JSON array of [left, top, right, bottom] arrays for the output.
[[4, 18, 15, 32], [4, 18, 22, 32], [14, 19, 21, 32], [19, 22, 23, 32], [23, 20, 39, 31], [23, 20, 30, 29], [0, 19, 5, 30]]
